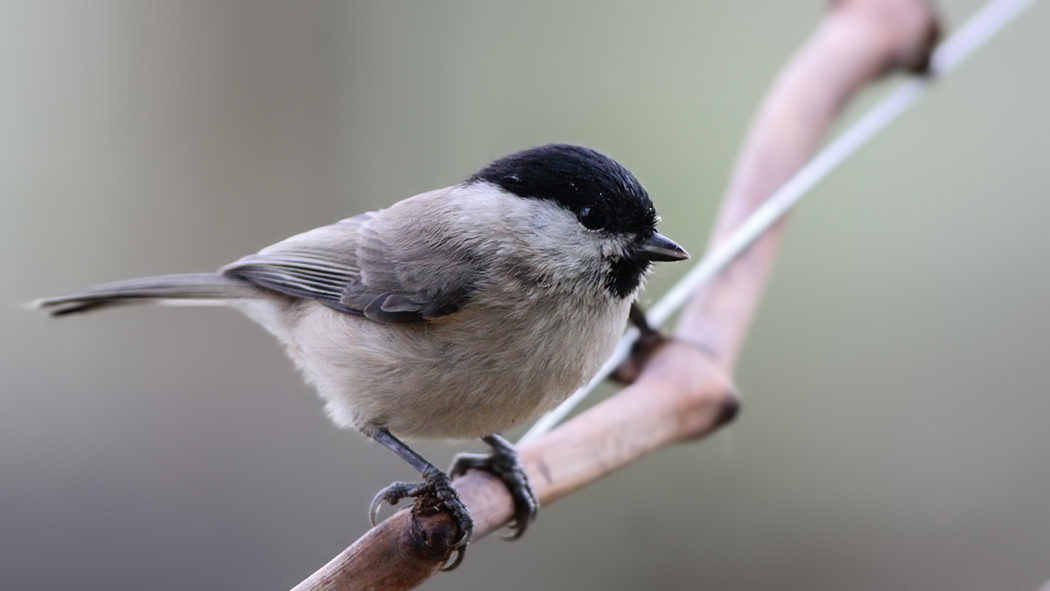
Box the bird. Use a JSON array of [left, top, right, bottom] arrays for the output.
[[33, 143, 689, 567]]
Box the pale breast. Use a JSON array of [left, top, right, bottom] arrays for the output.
[[285, 293, 630, 440]]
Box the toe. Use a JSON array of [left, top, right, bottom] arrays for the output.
[[428, 475, 473, 546], [368, 481, 419, 527], [503, 477, 539, 540], [449, 453, 488, 479]]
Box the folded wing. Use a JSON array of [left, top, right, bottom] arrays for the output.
[[223, 191, 480, 323]]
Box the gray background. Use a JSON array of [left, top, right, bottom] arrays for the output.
[[3, 1, 1050, 589]]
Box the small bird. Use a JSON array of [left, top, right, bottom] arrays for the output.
[[34, 144, 688, 567]]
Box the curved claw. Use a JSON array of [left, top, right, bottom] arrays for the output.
[[369, 494, 384, 527], [441, 547, 467, 571], [369, 481, 416, 527]]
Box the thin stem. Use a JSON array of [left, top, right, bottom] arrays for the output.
[[518, 0, 1039, 446]]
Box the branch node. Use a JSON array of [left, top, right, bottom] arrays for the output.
[[408, 502, 459, 563], [715, 392, 742, 429], [833, 0, 943, 76], [610, 331, 667, 385]]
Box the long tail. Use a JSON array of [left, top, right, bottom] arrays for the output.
[[32, 273, 260, 316]]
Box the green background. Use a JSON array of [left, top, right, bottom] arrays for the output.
[[3, 1, 1049, 589]]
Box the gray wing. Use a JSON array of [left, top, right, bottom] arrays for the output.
[[222, 189, 480, 323]]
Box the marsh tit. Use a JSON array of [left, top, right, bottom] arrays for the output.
[[34, 144, 688, 566]]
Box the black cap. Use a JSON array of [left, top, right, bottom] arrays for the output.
[[469, 144, 658, 237]]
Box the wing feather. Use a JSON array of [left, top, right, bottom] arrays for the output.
[[222, 189, 479, 322]]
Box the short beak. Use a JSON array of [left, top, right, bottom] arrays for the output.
[[637, 232, 689, 262]]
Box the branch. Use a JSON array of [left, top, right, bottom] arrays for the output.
[[292, 1, 941, 589], [677, 0, 939, 370]]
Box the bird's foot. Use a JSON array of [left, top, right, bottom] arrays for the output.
[[450, 435, 538, 540], [369, 468, 473, 570], [612, 301, 669, 384]]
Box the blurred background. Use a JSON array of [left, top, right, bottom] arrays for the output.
[[3, 1, 1049, 589]]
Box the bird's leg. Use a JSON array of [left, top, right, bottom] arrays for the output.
[[612, 301, 669, 384], [449, 434, 538, 540], [370, 428, 472, 569]]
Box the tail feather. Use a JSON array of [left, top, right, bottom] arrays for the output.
[[32, 273, 259, 316]]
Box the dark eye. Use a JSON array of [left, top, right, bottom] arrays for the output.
[[578, 206, 606, 230]]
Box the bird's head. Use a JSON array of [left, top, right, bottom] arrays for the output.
[[467, 144, 688, 299]]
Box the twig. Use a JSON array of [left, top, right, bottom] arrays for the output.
[[293, 1, 950, 589], [524, 0, 1040, 443]]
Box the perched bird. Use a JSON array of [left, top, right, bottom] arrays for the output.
[[34, 144, 688, 567]]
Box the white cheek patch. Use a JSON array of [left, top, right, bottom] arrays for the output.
[[445, 183, 636, 294], [599, 238, 632, 259]]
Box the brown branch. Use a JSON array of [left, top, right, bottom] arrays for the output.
[[292, 2, 941, 589]]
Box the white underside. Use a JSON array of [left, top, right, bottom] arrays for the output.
[[234, 293, 629, 440]]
